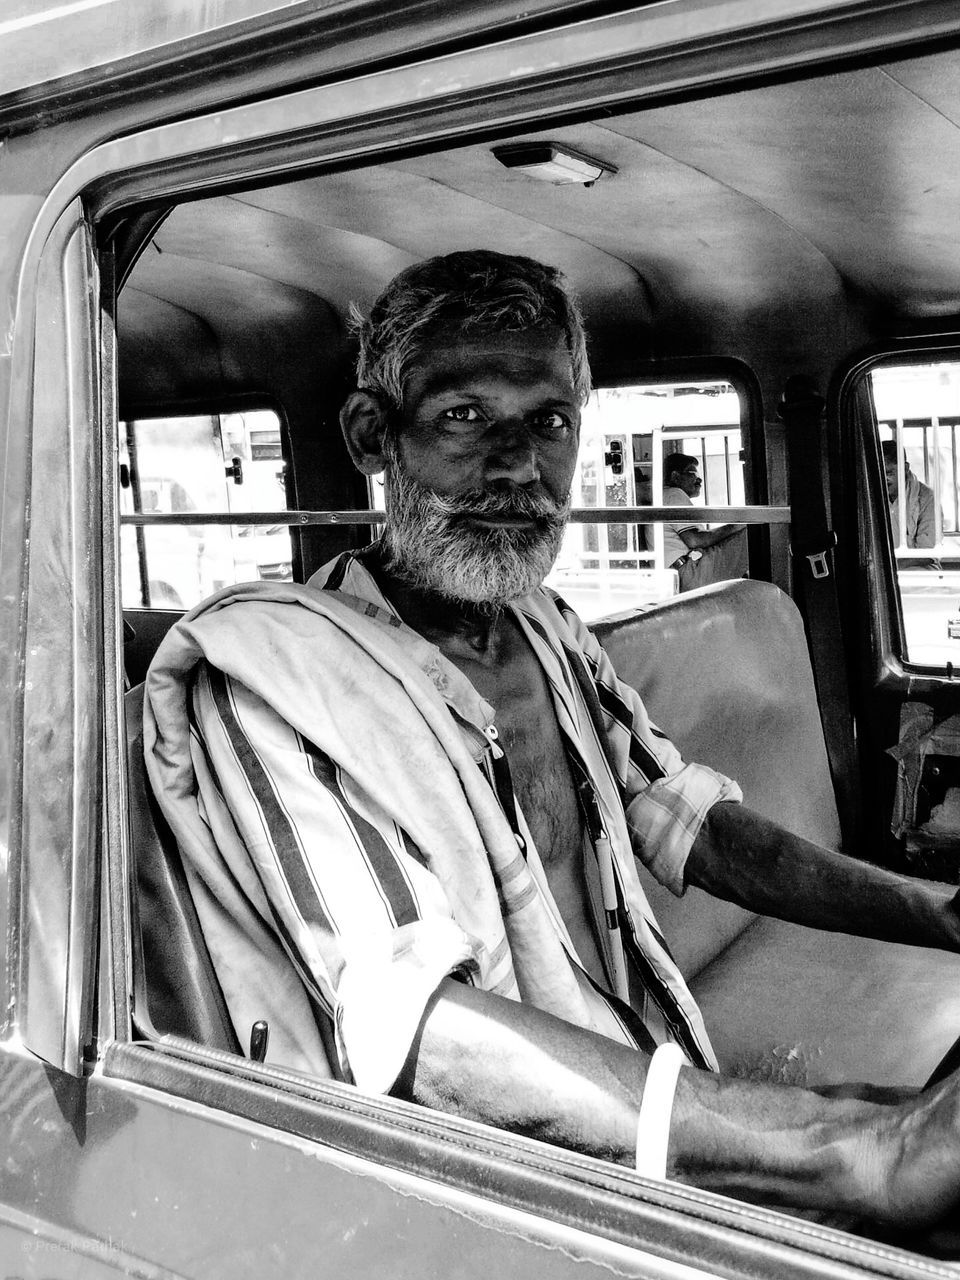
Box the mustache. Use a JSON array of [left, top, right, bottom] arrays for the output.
[[425, 485, 569, 521]]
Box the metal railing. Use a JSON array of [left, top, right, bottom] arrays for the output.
[[120, 506, 790, 528]]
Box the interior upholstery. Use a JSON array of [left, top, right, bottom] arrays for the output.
[[124, 609, 183, 690], [119, 48, 960, 417], [695, 915, 960, 1088], [596, 579, 960, 1087]]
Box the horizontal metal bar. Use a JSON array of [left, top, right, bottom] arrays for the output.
[[570, 507, 790, 525], [120, 506, 791, 528], [121, 510, 383, 527]]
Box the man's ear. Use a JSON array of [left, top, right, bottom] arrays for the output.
[[340, 389, 393, 474]]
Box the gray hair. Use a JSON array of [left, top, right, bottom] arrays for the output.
[[353, 250, 591, 410]]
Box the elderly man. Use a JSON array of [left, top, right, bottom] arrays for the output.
[[145, 250, 960, 1233], [661, 452, 748, 589]]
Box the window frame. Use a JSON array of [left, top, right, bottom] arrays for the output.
[[6, 200, 105, 1076], [835, 335, 960, 686]]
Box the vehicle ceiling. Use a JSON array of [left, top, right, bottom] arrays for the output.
[[119, 47, 960, 413]]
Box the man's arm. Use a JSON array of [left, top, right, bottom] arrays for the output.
[[396, 976, 960, 1227], [685, 801, 960, 951], [678, 522, 745, 551]]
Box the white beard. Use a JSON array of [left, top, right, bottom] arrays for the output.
[[381, 445, 569, 609]]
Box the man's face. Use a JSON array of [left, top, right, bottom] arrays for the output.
[[381, 324, 580, 606], [671, 462, 702, 499], [884, 458, 900, 502]]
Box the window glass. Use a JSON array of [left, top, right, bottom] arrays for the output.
[[120, 409, 292, 609], [869, 362, 960, 665], [545, 380, 745, 620]]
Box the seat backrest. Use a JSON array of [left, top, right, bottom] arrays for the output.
[[125, 683, 240, 1053], [124, 609, 184, 689], [592, 578, 840, 979]]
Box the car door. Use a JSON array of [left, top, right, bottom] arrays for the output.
[[3, 3, 960, 1276]]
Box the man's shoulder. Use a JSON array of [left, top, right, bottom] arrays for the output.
[[308, 548, 397, 610], [308, 549, 365, 592], [662, 486, 702, 532], [529, 582, 578, 620], [663, 486, 693, 507], [516, 585, 594, 653]]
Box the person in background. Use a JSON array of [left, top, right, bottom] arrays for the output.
[[882, 439, 936, 549], [661, 453, 747, 590]]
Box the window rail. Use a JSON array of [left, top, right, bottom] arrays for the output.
[[120, 505, 790, 528]]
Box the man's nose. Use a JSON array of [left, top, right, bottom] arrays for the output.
[[485, 423, 541, 485]]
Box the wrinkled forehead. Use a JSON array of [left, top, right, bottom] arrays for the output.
[[399, 322, 578, 405]]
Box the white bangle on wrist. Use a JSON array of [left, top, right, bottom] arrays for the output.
[[635, 1041, 687, 1179]]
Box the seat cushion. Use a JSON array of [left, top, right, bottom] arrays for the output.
[[692, 915, 960, 1087]]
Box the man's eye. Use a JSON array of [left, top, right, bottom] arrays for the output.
[[442, 406, 482, 423], [531, 412, 572, 436]]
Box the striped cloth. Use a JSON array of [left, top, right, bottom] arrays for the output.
[[143, 556, 740, 1091]]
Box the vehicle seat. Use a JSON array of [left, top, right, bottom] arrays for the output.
[[125, 682, 240, 1054], [126, 579, 960, 1088], [595, 579, 960, 1087]]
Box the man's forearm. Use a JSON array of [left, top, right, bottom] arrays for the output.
[[676, 1067, 959, 1227], [681, 523, 745, 551], [392, 977, 957, 1225], [672, 1067, 885, 1217], [685, 802, 960, 951]]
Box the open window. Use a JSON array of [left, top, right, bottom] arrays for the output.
[[841, 346, 960, 883], [547, 377, 752, 619], [866, 358, 960, 667], [120, 407, 293, 610]]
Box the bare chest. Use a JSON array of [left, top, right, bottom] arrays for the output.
[[453, 628, 581, 865], [442, 620, 607, 984]]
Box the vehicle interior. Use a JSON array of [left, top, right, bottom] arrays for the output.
[[109, 34, 960, 1261]]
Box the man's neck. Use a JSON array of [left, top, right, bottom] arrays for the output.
[[366, 550, 510, 661]]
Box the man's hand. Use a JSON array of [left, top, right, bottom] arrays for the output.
[[675, 1059, 960, 1228], [869, 1072, 960, 1227], [685, 802, 960, 953]]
